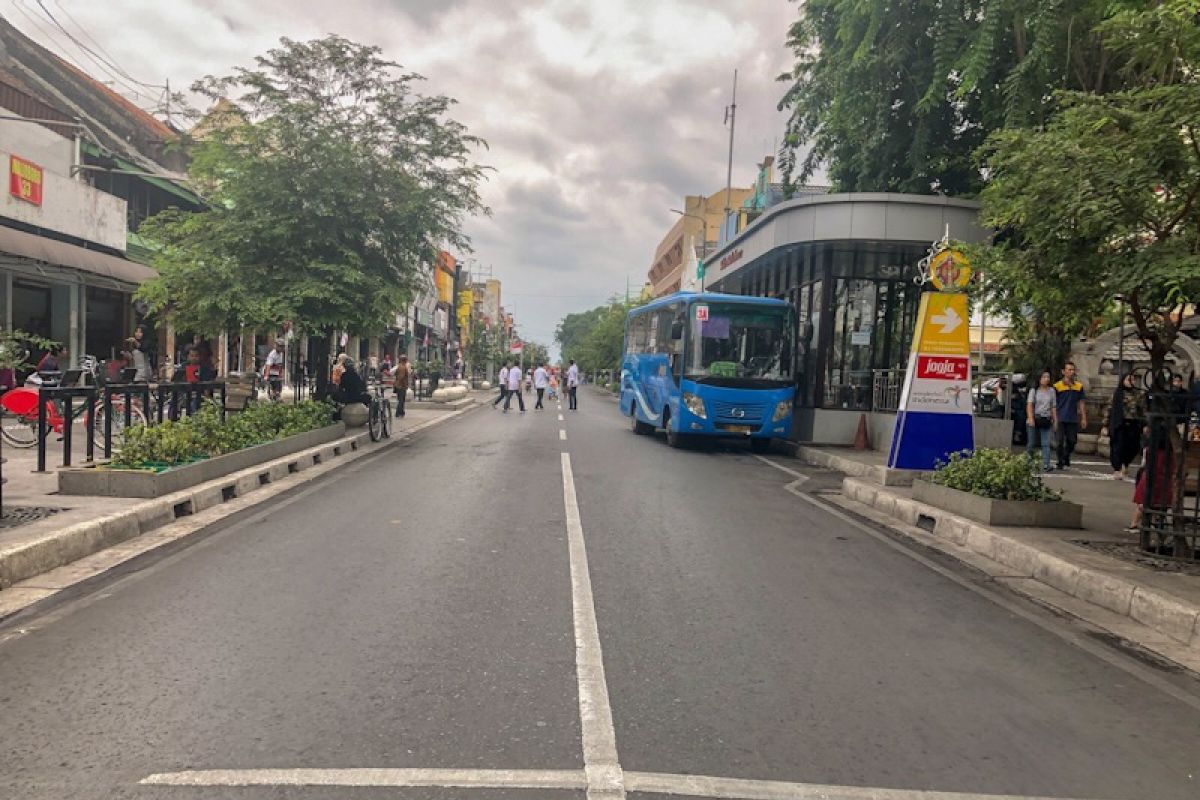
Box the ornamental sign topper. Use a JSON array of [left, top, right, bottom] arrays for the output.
[[927, 247, 972, 291], [9, 155, 43, 206]]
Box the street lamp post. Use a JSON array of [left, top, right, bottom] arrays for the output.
[[670, 208, 709, 292]]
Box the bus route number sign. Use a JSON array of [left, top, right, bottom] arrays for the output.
[[695, 305, 709, 322]]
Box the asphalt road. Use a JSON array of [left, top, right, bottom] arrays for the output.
[[2, 387, 1200, 800]]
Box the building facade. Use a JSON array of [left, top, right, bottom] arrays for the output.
[[702, 192, 990, 445], [648, 186, 752, 298]]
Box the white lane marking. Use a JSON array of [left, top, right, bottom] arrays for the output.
[[624, 771, 1107, 800], [140, 767, 1119, 799], [141, 768, 586, 789], [560, 429, 568, 441], [752, 454, 811, 484], [559, 414, 565, 421], [752, 454, 810, 495], [561, 452, 625, 799]]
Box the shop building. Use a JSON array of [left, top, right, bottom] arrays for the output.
[[702, 192, 997, 447]]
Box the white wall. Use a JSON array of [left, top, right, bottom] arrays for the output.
[[0, 117, 127, 251]]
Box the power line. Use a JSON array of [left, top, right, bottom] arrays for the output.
[[35, 0, 164, 91], [50, 0, 154, 88], [11, 0, 149, 104]]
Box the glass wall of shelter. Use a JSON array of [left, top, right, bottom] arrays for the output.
[[709, 240, 931, 410]]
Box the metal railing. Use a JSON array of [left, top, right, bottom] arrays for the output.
[[36, 385, 97, 472], [101, 383, 152, 460], [154, 381, 227, 424], [1139, 394, 1200, 562], [871, 369, 906, 412]]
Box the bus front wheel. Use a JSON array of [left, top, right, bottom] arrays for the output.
[[666, 428, 687, 448], [631, 409, 653, 436]]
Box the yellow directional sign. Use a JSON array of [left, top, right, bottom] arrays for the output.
[[911, 292, 970, 356]]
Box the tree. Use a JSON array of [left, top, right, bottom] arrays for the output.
[[777, 0, 1132, 195], [138, 36, 488, 395], [555, 305, 607, 365], [523, 341, 549, 368], [977, 0, 1200, 387]]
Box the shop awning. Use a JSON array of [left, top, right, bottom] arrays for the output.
[[0, 225, 156, 286]]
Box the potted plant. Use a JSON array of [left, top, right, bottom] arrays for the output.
[[913, 448, 1083, 528]]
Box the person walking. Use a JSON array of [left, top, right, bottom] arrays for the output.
[[1108, 371, 1143, 480], [1025, 370, 1057, 471], [493, 361, 511, 408], [533, 362, 549, 410], [566, 359, 580, 411], [392, 354, 411, 418], [263, 338, 286, 401], [503, 360, 525, 413], [1054, 361, 1088, 469]]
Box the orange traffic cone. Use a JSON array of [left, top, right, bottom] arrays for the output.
[[853, 412, 871, 451]]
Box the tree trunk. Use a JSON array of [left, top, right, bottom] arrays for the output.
[[312, 329, 333, 401]]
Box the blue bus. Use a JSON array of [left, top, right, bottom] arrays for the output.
[[620, 291, 795, 450]]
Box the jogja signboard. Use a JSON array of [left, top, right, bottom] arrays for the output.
[[887, 246, 974, 470]]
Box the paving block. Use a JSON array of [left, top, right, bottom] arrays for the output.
[[1033, 556, 1082, 597], [990, 536, 1040, 577], [936, 516, 970, 547], [1129, 588, 1199, 645], [1075, 570, 1136, 616], [965, 525, 999, 560], [190, 485, 225, 513], [134, 499, 175, 533]]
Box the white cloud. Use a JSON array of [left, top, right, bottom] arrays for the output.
[[8, 0, 798, 355]]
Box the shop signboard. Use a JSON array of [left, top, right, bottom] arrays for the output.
[[9, 155, 43, 206], [887, 249, 974, 470]]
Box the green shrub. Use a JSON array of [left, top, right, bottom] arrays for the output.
[[931, 448, 1062, 502], [112, 399, 335, 470]]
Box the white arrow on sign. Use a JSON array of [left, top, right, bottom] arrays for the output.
[[931, 305, 963, 334]]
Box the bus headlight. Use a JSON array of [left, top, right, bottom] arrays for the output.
[[683, 392, 707, 419], [772, 400, 792, 422]]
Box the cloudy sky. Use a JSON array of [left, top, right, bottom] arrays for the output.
[[7, 0, 800, 354]]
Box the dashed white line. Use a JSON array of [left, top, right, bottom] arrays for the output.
[[561, 452, 624, 799], [559, 413, 565, 421], [560, 429, 568, 441]]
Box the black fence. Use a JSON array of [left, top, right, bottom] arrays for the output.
[[1138, 392, 1200, 562], [36, 385, 97, 472], [30, 381, 227, 471]]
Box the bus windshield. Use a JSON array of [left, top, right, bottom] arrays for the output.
[[686, 302, 792, 387]]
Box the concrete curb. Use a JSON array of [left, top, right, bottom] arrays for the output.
[[795, 445, 916, 486], [0, 402, 479, 593], [840, 476, 1200, 656]]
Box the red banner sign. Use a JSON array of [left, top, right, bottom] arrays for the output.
[[916, 355, 970, 381], [9, 155, 43, 206]]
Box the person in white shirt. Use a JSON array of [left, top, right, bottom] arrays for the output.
[[262, 338, 286, 401], [493, 362, 511, 408], [503, 360, 525, 413], [566, 360, 580, 411], [533, 363, 550, 409]]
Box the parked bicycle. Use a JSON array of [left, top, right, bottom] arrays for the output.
[[367, 377, 392, 442], [0, 356, 146, 449]]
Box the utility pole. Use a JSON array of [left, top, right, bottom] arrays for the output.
[[723, 69, 739, 228]]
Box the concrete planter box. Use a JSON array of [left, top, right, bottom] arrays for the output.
[[58, 423, 346, 498], [913, 479, 1083, 529]]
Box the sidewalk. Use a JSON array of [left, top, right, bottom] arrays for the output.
[[0, 397, 482, 611], [792, 445, 1200, 672]]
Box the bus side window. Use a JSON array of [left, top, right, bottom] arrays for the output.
[[630, 313, 650, 354]]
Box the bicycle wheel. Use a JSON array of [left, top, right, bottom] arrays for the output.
[[95, 400, 148, 452], [368, 398, 383, 442], [0, 408, 38, 448], [381, 399, 392, 439]]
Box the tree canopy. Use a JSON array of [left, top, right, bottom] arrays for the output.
[[556, 299, 640, 373], [777, 0, 1136, 195], [138, 36, 488, 340], [976, 0, 1200, 382]]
